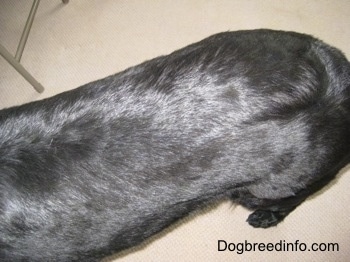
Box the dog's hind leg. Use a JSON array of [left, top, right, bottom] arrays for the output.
[[231, 190, 305, 228]]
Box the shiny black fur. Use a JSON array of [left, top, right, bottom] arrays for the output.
[[0, 29, 349, 261]]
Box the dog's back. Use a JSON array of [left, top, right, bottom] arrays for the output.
[[0, 29, 349, 261]]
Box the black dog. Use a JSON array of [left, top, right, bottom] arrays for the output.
[[0, 29, 349, 261]]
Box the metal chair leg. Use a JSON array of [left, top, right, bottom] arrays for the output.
[[1, 0, 69, 93], [15, 0, 41, 62], [0, 0, 44, 93], [0, 43, 45, 93]]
